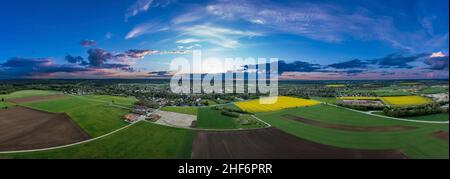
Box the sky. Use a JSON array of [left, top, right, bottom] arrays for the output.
[[0, 0, 448, 80]]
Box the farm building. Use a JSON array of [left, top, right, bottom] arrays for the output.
[[133, 105, 152, 115], [123, 114, 141, 123], [148, 113, 161, 122]]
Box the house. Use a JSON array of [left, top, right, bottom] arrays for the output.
[[123, 113, 140, 123], [148, 113, 161, 122], [133, 105, 151, 115]]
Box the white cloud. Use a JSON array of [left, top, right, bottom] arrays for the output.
[[430, 51, 446, 58], [179, 25, 263, 48], [176, 38, 201, 44], [125, 0, 174, 21], [125, 22, 169, 39], [125, 0, 154, 21]]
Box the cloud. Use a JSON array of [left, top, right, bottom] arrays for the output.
[[0, 57, 91, 78], [125, 22, 169, 39], [245, 60, 324, 74], [179, 24, 263, 48], [80, 39, 97, 47], [425, 53, 449, 70], [430, 51, 446, 58], [125, 49, 158, 58], [328, 59, 368, 69], [176, 38, 201, 44], [65, 55, 88, 65], [201, 0, 446, 51], [87, 48, 114, 67], [105, 32, 113, 39], [125, 0, 174, 21], [148, 71, 173, 78], [125, 0, 154, 21], [370, 53, 429, 69]]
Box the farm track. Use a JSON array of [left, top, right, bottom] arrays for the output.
[[282, 114, 418, 132]]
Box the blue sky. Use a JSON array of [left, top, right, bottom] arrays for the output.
[[0, 0, 448, 79]]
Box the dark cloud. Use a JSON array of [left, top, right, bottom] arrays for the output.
[[65, 55, 88, 65], [148, 71, 172, 77], [279, 61, 323, 73], [245, 60, 323, 74], [87, 48, 113, 67], [0, 57, 91, 78], [80, 39, 97, 47], [370, 53, 429, 69], [425, 56, 449, 70], [329, 59, 368, 69], [344, 69, 364, 74], [125, 49, 154, 58]]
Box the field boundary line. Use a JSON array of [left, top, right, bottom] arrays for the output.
[[0, 122, 137, 154], [325, 103, 449, 124]]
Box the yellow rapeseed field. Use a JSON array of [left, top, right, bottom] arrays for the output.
[[338, 97, 380, 100], [380, 96, 433, 106], [338, 96, 433, 106], [235, 96, 320, 113], [326, 84, 346, 88]]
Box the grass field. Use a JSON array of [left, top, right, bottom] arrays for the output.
[[197, 107, 237, 129], [406, 113, 449, 122], [23, 95, 137, 137], [0, 122, 195, 159], [381, 96, 433, 106], [0, 90, 58, 100], [161, 106, 198, 115], [236, 96, 320, 113], [0, 102, 12, 108], [256, 104, 448, 159], [312, 97, 338, 104], [197, 106, 267, 129], [372, 112, 449, 122], [419, 86, 449, 94]]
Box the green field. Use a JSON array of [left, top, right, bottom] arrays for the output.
[[0, 122, 195, 159], [161, 106, 198, 115], [0, 102, 13, 108], [419, 86, 449, 94], [197, 107, 238, 129], [406, 113, 449, 122], [23, 95, 137, 137], [197, 106, 267, 129], [0, 90, 58, 100], [372, 112, 449, 122], [312, 97, 337, 104], [256, 104, 449, 159]]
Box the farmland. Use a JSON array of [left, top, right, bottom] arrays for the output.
[[235, 96, 320, 113], [381, 96, 433, 106], [161, 106, 198, 115], [1, 122, 195, 159], [197, 106, 267, 129], [22, 95, 137, 137], [372, 112, 449, 122], [338, 96, 434, 106], [256, 104, 449, 159], [0, 106, 90, 151], [197, 107, 237, 129], [0, 102, 12, 108], [0, 90, 59, 100]]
